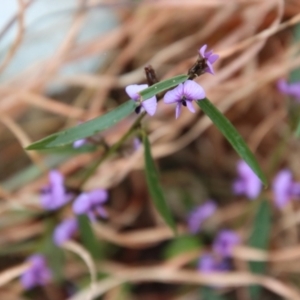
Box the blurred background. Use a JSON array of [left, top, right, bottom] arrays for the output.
[[1, 0, 300, 299]]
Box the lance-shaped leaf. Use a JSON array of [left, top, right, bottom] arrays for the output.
[[26, 100, 136, 150], [139, 74, 188, 100], [143, 134, 176, 233], [197, 98, 267, 186], [248, 200, 271, 299]]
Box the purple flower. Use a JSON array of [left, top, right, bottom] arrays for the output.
[[73, 139, 86, 148], [53, 218, 78, 246], [199, 45, 219, 75], [41, 170, 72, 210], [125, 84, 157, 116], [164, 80, 205, 119], [21, 254, 51, 290], [277, 79, 300, 101], [272, 170, 300, 209], [73, 189, 108, 221], [197, 254, 229, 273], [233, 160, 262, 200], [213, 230, 240, 258], [188, 200, 217, 234]]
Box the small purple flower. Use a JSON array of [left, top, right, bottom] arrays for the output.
[[277, 79, 300, 101], [213, 230, 240, 258], [73, 189, 108, 221], [164, 80, 205, 119], [41, 170, 72, 210], [21, 254, 51, 290], [197, 254, 229, 273], [125, 84, 157, 116], [73, 139, 86, 148], [199, 45, 219, 75], [188, 200, 217, 234], [272, 170, 300, 209], [53, 218, 78, 246], [233, 160, 262, 200]]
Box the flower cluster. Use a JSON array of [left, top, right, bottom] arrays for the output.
[[126, 45, 218, 119], [233, 160, 262, 200], [21, 254, 51, 290]]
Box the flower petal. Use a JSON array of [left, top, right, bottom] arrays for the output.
[[208, 53, 219, 64], [125, 84, 148, 100], [199, 44, 207, 58], [89, 189, 108, 205], [175, 102, 182, 119], [205, 61, 214, 75], [185, 100, 196, 113], [164, 83, 184, 104], [142, 96, 157, 116], [73, 193, 91, 214], [183, 80, 206, 100], [272, 170, 292, 209], [53, 218, 78, 246]]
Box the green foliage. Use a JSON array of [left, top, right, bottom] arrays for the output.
[[248, 200, 271, 299], [200, 286, 228, 300], [26, 100, 136, 150], [143, 134, 177, 233], [197, 98, 267, 186], [78, 215, 101, 259], [163, 234, 201, 259]]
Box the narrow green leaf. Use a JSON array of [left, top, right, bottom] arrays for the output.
[[163, 235, 201, 259], [248, 200, 271, 299], [143, 134, 177, 233], [78, 215, 101, 259], [26, 100, 136, 150], [139, 74, 188, 100], [197, 98, 267, 186]]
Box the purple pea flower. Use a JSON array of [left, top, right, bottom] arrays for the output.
[[188, 200, 217, 234], [41, 170, 72, 210], [277, 79, 300, 101], [53, 218, 78, 246], [272, 170, 300, 209], [213, 230, 240, 258], [197, 254, 229, 273], [125, 84, 157, 116], [21, 254, 51, 290], [199, 44, 219, 75], [233, 160, 262, 200], [164, 80, 205, 119], [73, 189, 108, 222]]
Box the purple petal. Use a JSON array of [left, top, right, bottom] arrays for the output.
[[205, 61, 214, 75], [164, 83, 184, 104], [272, 170, 293, 209], [89, 189, 108, 205], [213, 230, 240, 257], [197, 254, 216, 273], [277, 79, 290, 95], [183, 80, 206, 100], [199, 44, 207, 58], [125, 84, 148, 100], [232, 179, 245, 195], [95, 206, 108, 218], [21, 270, 36, 289], [208, 53, 219, 64], [142, 96, 157, 116], [73, 139, 86, 148], [185, 100, 196, 113], [245, 174, 262, 200], [188, 201, 217, 234], [73, 193, 91, 214], [175, 102, 182, 119], [53, 218, 78, 246], [87, 211, 97, 222]]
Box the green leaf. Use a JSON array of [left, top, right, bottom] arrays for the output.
[[163, 235, 201, 259], [197, 98, 267, 186], [143, 134, 177, 233], [78, 215, 101, 259], [248, 200, 271, 299], [26, 100, 136, 150], [201, 286, 228, 300], [139, 74, 188, 100]]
